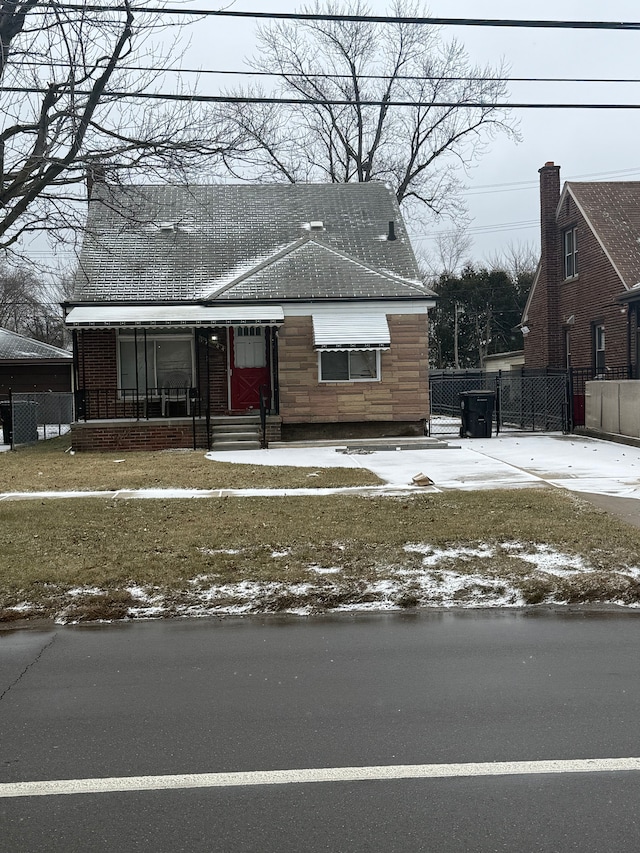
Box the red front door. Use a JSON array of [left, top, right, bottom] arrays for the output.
[[230, 326, 270, 411]]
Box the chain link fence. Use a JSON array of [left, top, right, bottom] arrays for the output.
[[429, 369, 570, 437], [1, 392, 74, 447]]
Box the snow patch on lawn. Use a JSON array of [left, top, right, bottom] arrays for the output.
[[307, 565, 342, 575], [198, 547, 242, 556], [503, 542, 591, 575], [8, 539, 640, 624]]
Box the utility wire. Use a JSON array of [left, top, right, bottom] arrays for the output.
[[1, 86, 639, 108], [9, 60, 640, 86], [20, 6, 640, 31]]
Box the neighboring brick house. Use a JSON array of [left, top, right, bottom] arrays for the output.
[[0, 327, 72, 397], [523, 162, 640, 378], [65, 181, 435, 451]]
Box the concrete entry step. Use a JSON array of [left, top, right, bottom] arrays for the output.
[[211, 422, 261, 433], [210, 415, 262, 451], [212, 431, 261, 443], [210, 415, 261, 426], [212, 440, 262, 451]]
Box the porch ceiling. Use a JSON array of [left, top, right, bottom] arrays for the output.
[[64, 305, 284, 328]]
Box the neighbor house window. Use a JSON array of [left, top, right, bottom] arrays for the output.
[[564, 227, 578, 278], [319, 350, 380, 382], [593, 324, 605, 374], [119, 331, 194, 392]]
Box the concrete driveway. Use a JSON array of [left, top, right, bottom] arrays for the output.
[[209, 432, 640, 499]]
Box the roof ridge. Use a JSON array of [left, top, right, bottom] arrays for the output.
[[200, 236, 312, 299], [94, 180, 391, 191], [567, 180, 640, 187], [304, 238, 429, 293], [0, 326, 71, 357]]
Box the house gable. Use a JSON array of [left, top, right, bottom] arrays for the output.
[[562, 182, 640, 290], [200, 236, 430, 302], [524, 165, 640, 374]]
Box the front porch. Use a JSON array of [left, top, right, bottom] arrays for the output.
[[70, 413, 283, 452], [66, 307, 284, 451]]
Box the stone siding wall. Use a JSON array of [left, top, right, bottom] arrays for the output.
[[277, 314, 429, 424]]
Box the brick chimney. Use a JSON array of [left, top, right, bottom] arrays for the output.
[[85, 159, 106, 201], [525, 162, 562, 368]]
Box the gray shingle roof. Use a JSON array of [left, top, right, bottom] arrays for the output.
[[205, 237, 430, 301], [568, 182, 640, 288], [0, 327, 71, 361], [74, 182, 433, 303]]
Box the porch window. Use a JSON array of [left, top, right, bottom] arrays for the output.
[[319, 350, 380, 382], [564, 227, 578, 279], [119, 331, 194, 392]]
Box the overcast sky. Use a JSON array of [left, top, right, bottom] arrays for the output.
[[178, 1, 640, 267]]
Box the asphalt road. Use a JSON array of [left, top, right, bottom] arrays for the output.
[[2, 611, 640, 851]]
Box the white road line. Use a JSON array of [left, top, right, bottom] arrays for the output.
[[3, 758, 640, 798]]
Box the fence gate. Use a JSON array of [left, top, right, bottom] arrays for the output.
[[4, 392, 74, 447], [428, 369, 570, 437]]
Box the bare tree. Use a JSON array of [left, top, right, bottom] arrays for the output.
[[0, 1, 231, 256], [215, 0, 518, 220], [0, 261, 65, 344], [421, 226, 473, 280], [487, 241, 538, 283]]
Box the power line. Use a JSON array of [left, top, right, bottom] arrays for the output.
[[1, 85, 639, 109], [26, 6, 640, 31], [412, 220, 539, 241], [466, 166, 640, 196], [10, 60, 640, 87]]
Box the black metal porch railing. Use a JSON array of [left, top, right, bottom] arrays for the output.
[[259, 384, 269, 448], [569, 365, 631, 396], [75, 387, 202, 421], [569, 365, 631, 427]]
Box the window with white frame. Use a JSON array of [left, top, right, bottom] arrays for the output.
[[593, 324, 605, 374], [119, 331, 194, 392], [319, 349, 380, 382], [564, 329, 572, 369], [564, 227, 578, 279]]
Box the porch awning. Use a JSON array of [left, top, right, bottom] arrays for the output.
[[312, 313, 391, 350], [65, 305, 285, 328]]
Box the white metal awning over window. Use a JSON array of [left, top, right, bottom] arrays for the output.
[[65, 305, 285, 328], [312, 313, 391, 350]]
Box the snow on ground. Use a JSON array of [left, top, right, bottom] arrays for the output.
[[204, 432, 640, 499]]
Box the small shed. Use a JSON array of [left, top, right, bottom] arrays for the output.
[[483, 350, 525, 372], [0, 327, 72, 397]]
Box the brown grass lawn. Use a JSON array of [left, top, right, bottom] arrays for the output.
[[2, 488, 640, 623], [0, 436, 381, 492]]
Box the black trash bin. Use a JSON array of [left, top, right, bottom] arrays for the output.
[[0, 401, 11, 444], [460, 390, 495, 438]]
